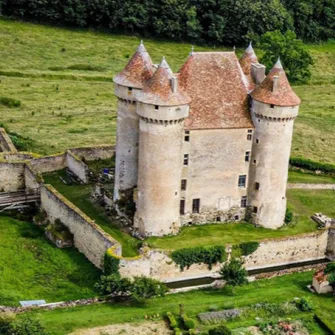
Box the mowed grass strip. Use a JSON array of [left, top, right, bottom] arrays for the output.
[[288, 171, 335, 184], [0, 19, 334, 162], [0, 216, 100, 306]]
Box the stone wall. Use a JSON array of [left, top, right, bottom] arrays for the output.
[[30, 154, 66, 174], [0, 162, 25, 192], [66, 151, 89, 183], [40, 184, 121, 268], [326, 226, 335, 260], [70, 145, 115, 161], [24, 164, 41, 191], [0, 128, 17, 153]]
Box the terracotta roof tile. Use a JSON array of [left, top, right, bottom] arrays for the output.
[[179, 52, 253, 129], [239, 43, 258, 91], [113, 41, 154, 89], [251, 59, 301, 107], [137, 57, 191, 106]]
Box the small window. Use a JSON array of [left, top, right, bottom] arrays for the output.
[[256, 139, 259, 144], [270, 104, 275, 108], [183, 154, 189, 166], [241, 196, 247, 208], [181, 179, 187, 191], [180, 200, 185, 215], [185, 130, 190, 134], [253, 159, 256, 164], [247, 134, 252, 141], [255, 182, 260, 190], [253, 206, 258, 214], [248, 129, 253, 133], [192, 199, 200, 213], [245, 151, 250, 162], [184, 135, 190, 142], [238, 175, 246, 188], [128, 87, 133, 95], [155, 105, 159, 110], [216, 217, 221, 222]]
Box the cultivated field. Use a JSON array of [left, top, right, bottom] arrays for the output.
[[0, 19, 334, 162]]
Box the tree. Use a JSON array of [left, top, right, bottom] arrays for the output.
[[219, 258, 248, 286], [259, 30, 314, 83]]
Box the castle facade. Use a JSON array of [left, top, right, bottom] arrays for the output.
[[113, 42, 300, 236]]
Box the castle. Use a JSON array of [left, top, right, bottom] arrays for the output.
[[113, 42, 301, 237]]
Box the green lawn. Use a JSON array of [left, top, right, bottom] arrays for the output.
[[146, 189, 334, 250], [0, 216, 100, 306], [21, 271, 335, 335], [288, 171, 335, 184], [0, 19, 334, 163], [43, 170, 139, 257]]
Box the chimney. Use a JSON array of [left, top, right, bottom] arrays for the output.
[[171, 76, 178, 93], [272, 75, 279, 93], [251, 63, 266, 85]]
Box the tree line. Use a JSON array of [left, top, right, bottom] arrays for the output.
[[0, 0, 334, 45]]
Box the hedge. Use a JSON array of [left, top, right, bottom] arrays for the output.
[[290, 157, 335, 175], [171, 245, 226, 271], [104, 249, 120, 275], [232, 242, 260, 258]]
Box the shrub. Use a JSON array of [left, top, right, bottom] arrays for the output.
[[0, 311, 16, 326], [238, 242, 259, 256], [171, 245, 226, 271], [166, 312, 178, 329], [95, 274, 131, 296], [8, 317, 49, 335], [181, 314, 196, 330], [324, 262, 335, 274], [290, 157, 335, 175], [296, 297, 313, 311], [104, 249, 120, 275], [209, 325, 232, 335], [219, 258, 248, 287], [0, 96, 21, 108], [284, 208, 293, 224], [173, 328, 182, 335]]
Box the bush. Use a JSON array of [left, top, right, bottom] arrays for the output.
[[181, 314, 196, 330], [166, 312, 178, 329], [209, 325, 232, 335], [104, 249, 120, 275], [290, 157, 335, 175], [173, 328, 182, 335], [8, 317, 49, 335], [219, 258, 248, 287], [238, 242, 259, 256], [0, 97, 21, 108], [284, 208, 293, 224], [296, 297, 313, 311], [324, 262, 335, 274], [0, 311, 16, 326], [171, 245, 226, 271]]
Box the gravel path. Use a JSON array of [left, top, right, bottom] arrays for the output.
[[287, 183, 335, 190]]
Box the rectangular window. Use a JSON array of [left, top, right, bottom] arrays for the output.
[[183, 154, 189, 166], [241, 196, 247, 208], [155, 105, 159, 110], [270, 104, 275, 108], [192, 199, 200, 213], [245, 151, 250, 162], [180, 200, 185, 215], [184, 135, 190, 142], [238, 175, 246, 188], [253, 159, 257, 164], [128, 87, 132, 95], [255, 182, 260, 190], [253, 206, 258, 213], [256, 139, 259, 144], [247, 134, 252, 141], [248, 129, 253, 133], [181, 179, 187, 191]]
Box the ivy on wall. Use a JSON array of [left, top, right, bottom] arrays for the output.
[[232, 241, 260, 258]]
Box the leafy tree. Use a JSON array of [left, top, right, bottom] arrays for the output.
[[219, 258, 248, 286], [259, 30, 314, 83]]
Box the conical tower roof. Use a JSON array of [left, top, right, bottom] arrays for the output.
[[251, 58, 301, 106], [137, 57, 190, 106], [113, 41, 154, 89], [239, 42, 258, 76]]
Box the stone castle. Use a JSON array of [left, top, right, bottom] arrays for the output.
[[113, 42, 301, 237]]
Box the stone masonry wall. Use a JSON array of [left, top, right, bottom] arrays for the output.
[[0, 128, 17, 153], [40, 184, 121, 268], [24, 164, 41, 191], [66, 151, 89, 183], [0, 162, 25, 192], [30, 154, 66, 174], [69, 145, 115, 161]]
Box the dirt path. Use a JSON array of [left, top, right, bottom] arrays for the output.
[[69, 320, 172, 335], [287, 183, 335, 190]]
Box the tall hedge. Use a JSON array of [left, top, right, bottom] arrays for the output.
[[290, 157, 335, 175]]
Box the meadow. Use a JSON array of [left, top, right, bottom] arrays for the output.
[[0, 19, 334, 163]]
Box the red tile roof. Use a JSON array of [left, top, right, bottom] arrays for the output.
[[113, 41, 154, 89], [137, 58, 191, 106], [251, 59, 301, 107], [178, 52, 253, 129], [239, 43, 258, 90]]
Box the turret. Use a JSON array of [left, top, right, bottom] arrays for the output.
[[134, 57, 191, 236], [113, 41, 154, 201], [248, 59, 301, 229]]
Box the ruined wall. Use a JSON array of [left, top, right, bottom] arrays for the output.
[[181, 128, 253, 224], [326, 226, 335, 260], [70, 146, 115, 161], [0, 128, 17, 153], [40, 185, 121, 268], [30, 154, 66, 174], [24, 164, 41, 190], [0, 162, 25, 192], [66, 151, 89, 183]]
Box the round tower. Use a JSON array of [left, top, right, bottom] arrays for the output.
[[113, 41, 153, 201], [134, 58, 191, 236], [248, 59, 301, 229]]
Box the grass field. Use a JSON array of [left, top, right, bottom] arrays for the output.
[[20, 271, 335, 335], [0, 216, 100, 306], [0, 19, 334, 163], [288, 171, 335, 184]]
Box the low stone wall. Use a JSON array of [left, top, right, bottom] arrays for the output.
[[0, 152, 35, 162], [0, 128, 17, 153], [40, 184, 121, 268], [327, 227, 335, 260], [66, 151, 89, 183], [24, 164, 41, 191], [244, 230, 328, 270], [0, 162, 25, 192], [30, 154, 66, 174], [69, 145, 115, 161]]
